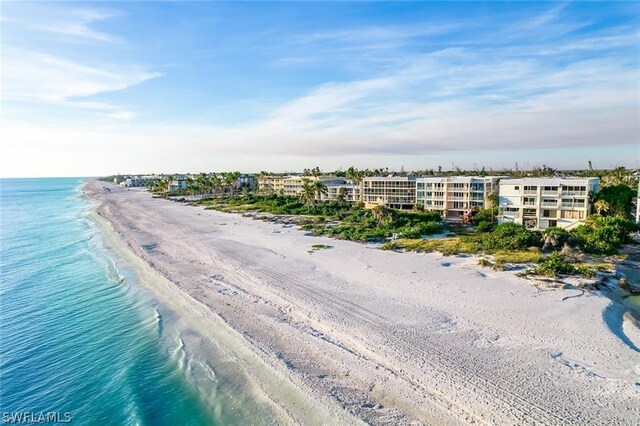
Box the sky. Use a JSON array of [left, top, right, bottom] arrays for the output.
[[1, 1, 639, 177]]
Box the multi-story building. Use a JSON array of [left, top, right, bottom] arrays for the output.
[[415, 176, 503, 220], [257, 175, 290, 194], [498, 178, 599, 230], [120, 176, 159, 187], [282, 176, 345, 197], [257, 175, 346, 197], [324, 183, 360, 202], [237, 174, 257, 190], [362, 176, 416, 209]]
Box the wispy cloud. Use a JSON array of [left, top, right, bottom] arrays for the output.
[[2, 5, 160, 120], [8, 5, 123, 43], [3, 51, 160, 119], [36, 9, 123, 43]]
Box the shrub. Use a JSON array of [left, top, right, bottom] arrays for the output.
[[476, 221, 494, 232], [592, 184, 635, 218], [474, 207, 498, 223], [474, 222, 540, 251], [531, 252, 579, 277], [570, 215, 638, 254]]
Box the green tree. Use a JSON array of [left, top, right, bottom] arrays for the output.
[[593, 184, 634, 218], [594, 200, 611, 216], [313, 180, 328, 202], [299, 179, 316, 207], [337, 187, 348, 203], [486, 193, 499, 223]]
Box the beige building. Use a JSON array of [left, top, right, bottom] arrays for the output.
[[257, 175, 290, 194], [498, 178, 599, 230], [416, 176, 503, 220], [282, 176, 345, 197], [362, 176, 416, 209], [257, 175, 346, 197]]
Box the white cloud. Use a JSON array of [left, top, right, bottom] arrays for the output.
[[4, 51, 161, 103]]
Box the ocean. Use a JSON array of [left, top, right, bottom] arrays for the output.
[[0, 178, 265, 425]]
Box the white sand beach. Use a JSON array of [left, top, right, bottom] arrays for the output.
[[86, 180, 639, 425]]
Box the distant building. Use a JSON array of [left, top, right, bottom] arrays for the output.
[[416, 176, 503, 220], [324, 183, 360, 202], [168, 179, 187, 191], [258, 175, 346, 197], [120, 176, 157, 187], [257, 175, 290, 194], [237, 174, 257, 190], [282, 176, 345, 197], [362, 176, 416, 209], [498, 178, 599, 230]]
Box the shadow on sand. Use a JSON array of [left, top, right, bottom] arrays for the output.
[[602, 302, 639, 353]]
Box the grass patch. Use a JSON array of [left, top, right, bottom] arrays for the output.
[[311, 244, 333, 250], [385, 238, 480, 255], [493, 249, 543, 264]]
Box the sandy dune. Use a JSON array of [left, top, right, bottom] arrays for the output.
[[86, 180, 639, 425]]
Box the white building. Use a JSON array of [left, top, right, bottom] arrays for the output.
[[362, 176, 416, 209], [498, 178, 599, 230], [324, 183, 360, 202], [282, 176, 345, 197], [120, 176, 157, 187], [168, 179, 188, 191], [416, 176, 503, 220]]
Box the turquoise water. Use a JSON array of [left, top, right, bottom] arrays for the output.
[[0, 178, 250, 425]]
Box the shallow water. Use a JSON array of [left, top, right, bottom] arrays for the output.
[[0, 178, 267, 425]]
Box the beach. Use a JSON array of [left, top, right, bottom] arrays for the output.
[[86, 180, 640, 425]]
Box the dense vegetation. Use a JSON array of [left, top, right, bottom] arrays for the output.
[[180, 165, 639, 280], [192, 194, 443, 242]]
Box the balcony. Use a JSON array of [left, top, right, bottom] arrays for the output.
[[561, 191, 587, 197], [541, 201, 558, 208], [523, 190, 537, 195]]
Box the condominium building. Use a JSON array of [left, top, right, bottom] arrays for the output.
[[362, 176, 416, 209], [237, 174, 257, 190], [257, 175, 290, 194], [324, 183, 360, 202], [119, 176, 159, 187], [168, 179, 188, 191], [416, 176, 503, 220], [498, 178, 599, 230], [282, 176, 345, 197], [257, 175, 346, 197]]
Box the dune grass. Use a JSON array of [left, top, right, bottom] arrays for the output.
[[385, 238, 480, 255]]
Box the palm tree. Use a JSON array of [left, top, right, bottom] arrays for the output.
[[337, 187, 348, 203], [594, 200, 611, 216], [486, 192, 499, 222], [196, 173, 209, 195], [313, 180, 328, 201], [299, 179, 316, 207], [371, 204, 389, 222]]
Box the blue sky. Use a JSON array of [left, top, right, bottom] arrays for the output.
[[2, 1, 638, 176]]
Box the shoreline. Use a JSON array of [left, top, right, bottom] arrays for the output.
[[84, 182, 361, 425], [85, 179, 640, 425]]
